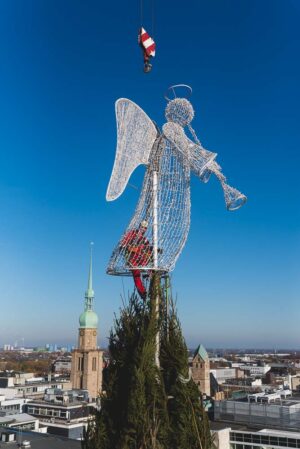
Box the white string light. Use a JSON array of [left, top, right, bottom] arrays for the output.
[[106, 88, 247, 276]]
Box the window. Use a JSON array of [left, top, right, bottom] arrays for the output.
[[92, 357, 97, 371], [252, 435, 261, 444], [243, 434, 252, 443], [196, 363, 198, 368], [261, 436, 269, 445], [78, 357, 84, 371]]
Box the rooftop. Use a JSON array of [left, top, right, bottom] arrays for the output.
[[194, 344, 209, 361], [26, 399, 88, 408], [259, 429, 300, 439], [0, 414, 37, 425], [210, 421, 300, 438], [0, 428, 81, 448]]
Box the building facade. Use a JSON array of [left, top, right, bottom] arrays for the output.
[[71, 245, 102, 399], [212, 425, 300, 449], [26, 389, 92, 440], [214, 394, 300, 431], [190, 344, 210, 396], [210, 368, 244, 384], [53, 357, 72, 374]]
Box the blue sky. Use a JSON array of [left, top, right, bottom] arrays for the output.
[[0, 0, 299, 349]]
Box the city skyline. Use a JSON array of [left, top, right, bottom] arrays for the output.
[[0, 1, 299, 348]]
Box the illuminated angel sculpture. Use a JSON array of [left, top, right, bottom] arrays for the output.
[[106, 85, 247, 297]]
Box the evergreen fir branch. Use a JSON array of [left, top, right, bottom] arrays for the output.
[[82, 279, 212, 449]]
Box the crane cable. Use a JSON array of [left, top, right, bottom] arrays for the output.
[[140, 0, 143, 27], [140, 0, 155, 37]]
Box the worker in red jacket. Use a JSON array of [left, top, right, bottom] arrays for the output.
[[121, 220, 152, 299], [138, 28, 156, 73]]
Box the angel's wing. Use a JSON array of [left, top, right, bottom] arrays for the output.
[[106, 98, 158, 201], [162, 121, 217, 177]]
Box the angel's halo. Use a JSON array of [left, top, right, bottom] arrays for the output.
[[164, 84, 193, 102]]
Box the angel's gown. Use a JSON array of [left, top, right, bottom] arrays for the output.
[[107, 135, 191, 276]]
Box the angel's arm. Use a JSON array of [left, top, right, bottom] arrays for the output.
[[162, 122, 217, 178], [163, 121, 247, 210]]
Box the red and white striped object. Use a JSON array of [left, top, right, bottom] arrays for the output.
[[138, 27, 156, 57]]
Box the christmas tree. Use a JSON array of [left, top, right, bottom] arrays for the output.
[[82, 275, 212, 449]]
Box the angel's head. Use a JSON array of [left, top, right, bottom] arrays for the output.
[[165, 98, 194, 127]]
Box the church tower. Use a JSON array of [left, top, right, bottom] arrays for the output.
[[190, 344, 210, 396], [71, 243, 103, 399]]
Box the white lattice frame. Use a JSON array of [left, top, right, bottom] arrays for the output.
[[106, 97, 247, 276]]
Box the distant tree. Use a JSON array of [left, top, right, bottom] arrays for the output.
[[4, 359, 51, 374]]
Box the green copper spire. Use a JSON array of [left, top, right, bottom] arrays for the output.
[[193, 344, 208, 361], [79, 242, 98, 329], [85, 241, 94, 301]]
